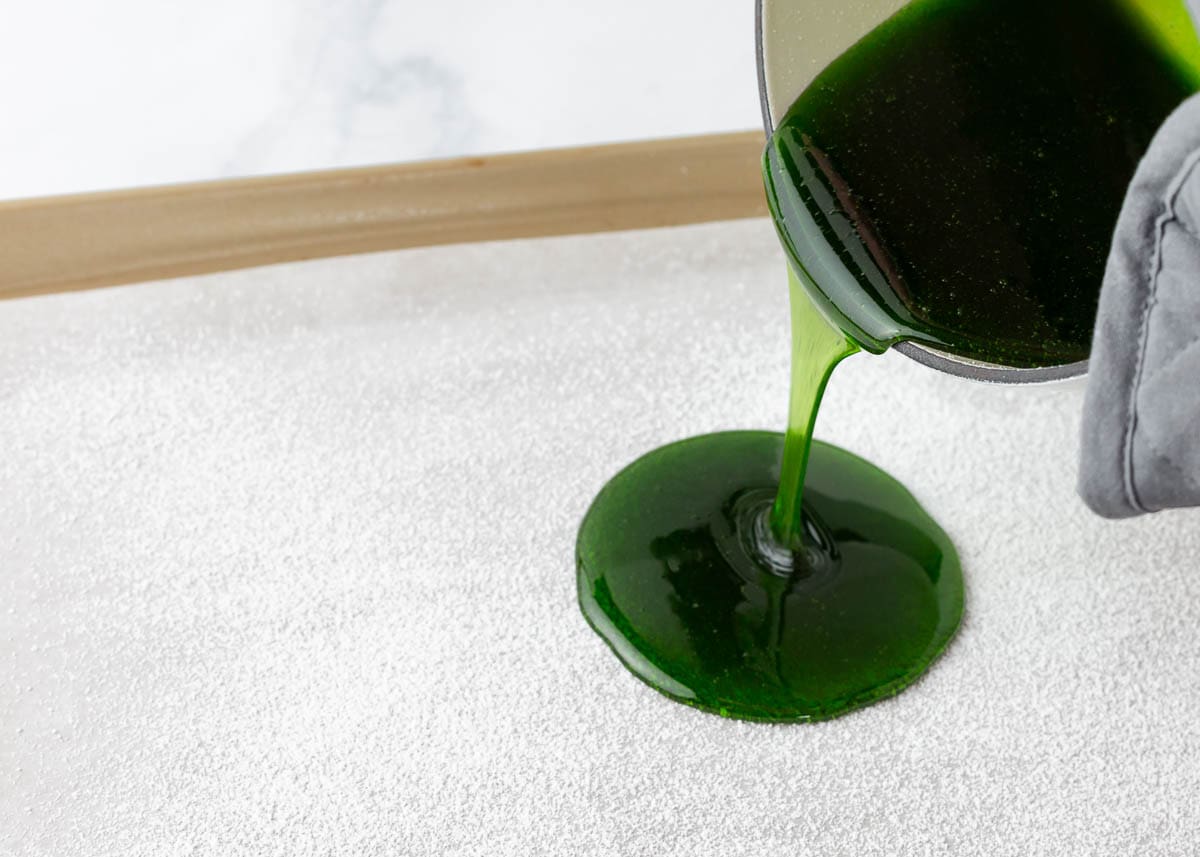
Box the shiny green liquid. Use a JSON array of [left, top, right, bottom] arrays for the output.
[[763, 0, 1194, 366], [577, 273, 963, 722]]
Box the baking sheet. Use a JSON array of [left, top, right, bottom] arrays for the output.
[[2, 219, 1198, 855]]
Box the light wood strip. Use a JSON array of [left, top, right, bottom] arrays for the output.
[[0, 131, 768, 301]]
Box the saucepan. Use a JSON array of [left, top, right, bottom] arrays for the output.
[[755, 0, 1200, 383]]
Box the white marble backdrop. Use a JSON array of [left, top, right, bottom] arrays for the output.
[[0, 0, 760, 200]]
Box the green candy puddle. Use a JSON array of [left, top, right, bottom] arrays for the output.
[[576, 431, 963, 722], [577, 273, 963, 722]]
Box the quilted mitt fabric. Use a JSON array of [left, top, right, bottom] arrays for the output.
[[1081, 92, 1200, 518]]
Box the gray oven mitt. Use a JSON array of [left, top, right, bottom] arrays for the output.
[[1080, 92, 1200, 518]]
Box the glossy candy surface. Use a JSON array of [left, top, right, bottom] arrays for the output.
[[763, 0, 1194, 366]]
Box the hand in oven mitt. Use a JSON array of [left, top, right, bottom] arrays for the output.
[[1081, 92, 1200, 517]]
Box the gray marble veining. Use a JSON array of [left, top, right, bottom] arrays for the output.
[[0, 0, 758, 199]]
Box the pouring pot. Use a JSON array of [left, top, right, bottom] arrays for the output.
[[755, 0, 1200, 383]]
